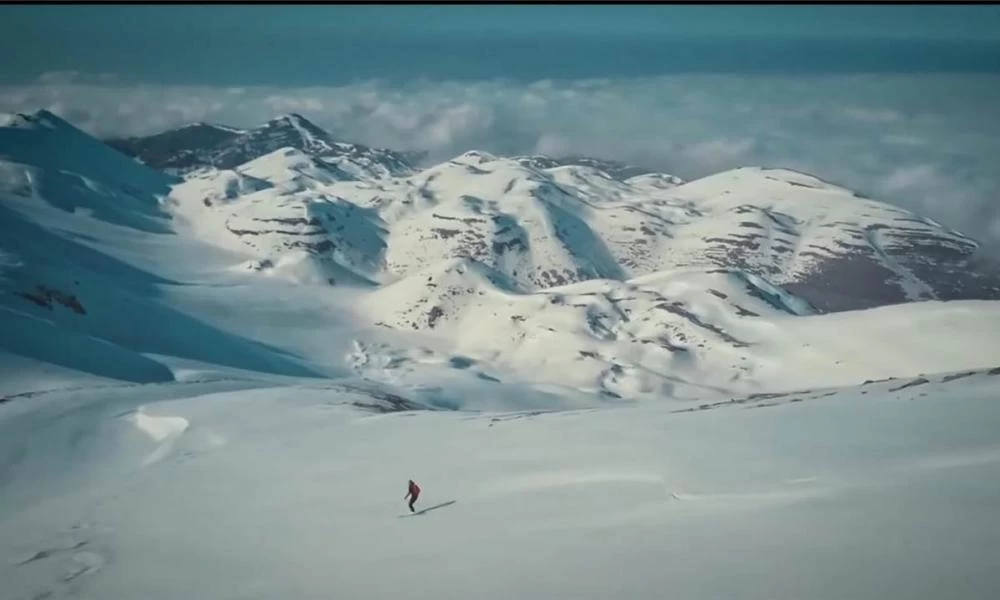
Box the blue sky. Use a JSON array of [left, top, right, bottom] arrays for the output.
[[1, 4, 999, 248], [2, 5, 1000, 84]]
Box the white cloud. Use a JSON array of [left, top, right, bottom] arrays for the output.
[[882, 164, 941, 194], [1, 72, 998, 249], [682, 138, 757, 166], [533, 133, 573, 157]]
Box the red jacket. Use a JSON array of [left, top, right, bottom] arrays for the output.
[[408, 481, 420, 497]]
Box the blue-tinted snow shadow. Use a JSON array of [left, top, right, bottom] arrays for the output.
[[0, 204, 323, 380], [400, 500, 458, 518]]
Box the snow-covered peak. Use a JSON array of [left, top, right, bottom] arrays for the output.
[[264, 113, 330, 140], [0, 108, 176, 211], [105, 114, 416, 181], [247, 113, 337, 156]]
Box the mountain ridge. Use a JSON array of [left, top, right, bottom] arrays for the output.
[[106, 112, 419, 179], [3, 107, 1000, 402]]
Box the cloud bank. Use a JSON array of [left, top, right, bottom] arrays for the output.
[[2, 72, 998, 248]]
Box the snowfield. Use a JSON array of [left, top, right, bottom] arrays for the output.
[[2, 109, 1000, 599], [3, 371, 1000, 600]]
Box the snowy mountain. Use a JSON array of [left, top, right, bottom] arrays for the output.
[[174, 144, 1000, 311], [3, 107, 1000, 600], [0, 111, 326, 385], [106, 121, 244, 173], [107, 113, 420, 179], [114, 115, 1000, 313], [4, 107, 1000, 402]]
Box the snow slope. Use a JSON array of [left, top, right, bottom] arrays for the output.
[[0, 112, 331, 389], [360, 264, 1000, 400], [2, 368, 999, 600]]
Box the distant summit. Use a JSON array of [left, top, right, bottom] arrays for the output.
[[106, 113, 417, 179]]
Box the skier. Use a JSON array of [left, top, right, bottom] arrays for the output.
[[404, 479, 421, 512]]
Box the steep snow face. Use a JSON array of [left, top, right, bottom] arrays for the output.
[[0, 112, 328, 385], [167, 148, 390, 286], [0, 111, 176, 233], [372, 151, 631, 291], [0, 194, 326, 383], [107, 113, 416, 179], [221, 191, 388, 286], [2, 111, 177, 196], [354, 151, 674, 291], [331, 151, 674, 292]]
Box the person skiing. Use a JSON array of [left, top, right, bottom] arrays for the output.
[[404, 479, 421, 512]]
